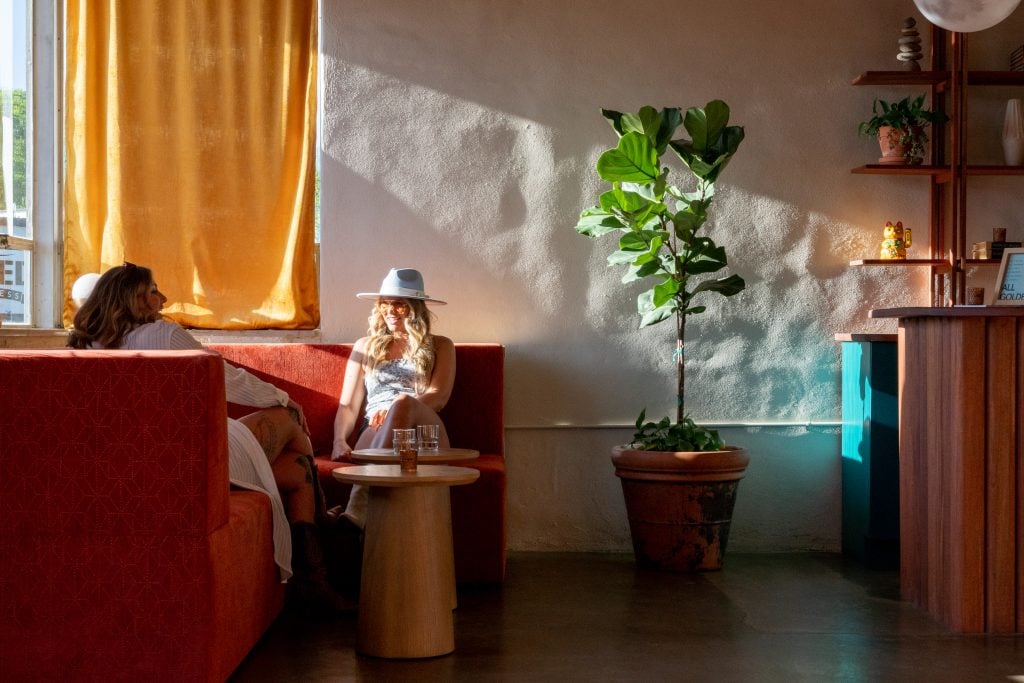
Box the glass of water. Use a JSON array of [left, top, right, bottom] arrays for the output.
[[417, 424, 440, 453]]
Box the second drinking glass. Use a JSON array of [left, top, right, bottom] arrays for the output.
[[393, 428, 418, 472]]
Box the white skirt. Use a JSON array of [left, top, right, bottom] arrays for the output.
[[227, 418, 292, 582]]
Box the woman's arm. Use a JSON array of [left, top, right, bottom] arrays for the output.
[[417, 335, 455, 412], [331, 337, 369, 459]]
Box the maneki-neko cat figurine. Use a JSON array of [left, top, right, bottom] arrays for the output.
[[880, 220, 911, 259]]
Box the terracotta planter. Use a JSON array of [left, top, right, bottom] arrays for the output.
[[611, 445, 749, 572], [876, 125, 908, 164]]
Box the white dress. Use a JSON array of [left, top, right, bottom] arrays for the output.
[[114, 321, 293, 581]]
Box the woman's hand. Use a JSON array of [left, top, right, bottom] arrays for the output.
[[331, 440, 352, 461], [368, 409, 388, 430]]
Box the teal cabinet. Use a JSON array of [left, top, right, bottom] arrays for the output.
[[839, 335, 899, 568]]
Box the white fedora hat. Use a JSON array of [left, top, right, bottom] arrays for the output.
[[357, 268, 447, 305]]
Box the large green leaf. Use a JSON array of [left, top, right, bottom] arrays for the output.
[[597, 132, 658, 183], [601, 108, 625, 136], [672, 209, 703, 240], [682, 237, 728, 274], [621, 106, 661, 138], [575, 208, 624, 237], [683, 100, 730, 153], [655, 107, 683, 154], [691, 273, 746, 297], [619, 230, 653, 252], [637, 290, 673, 327], [600, 188, 650, 214], [652, 277, 681, 308]]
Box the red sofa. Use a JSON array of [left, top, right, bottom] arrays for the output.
[[208, 343, 507, 584], [0, 349, 285, 682]]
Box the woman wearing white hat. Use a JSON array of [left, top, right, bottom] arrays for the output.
[[331, 268, 455, 527]]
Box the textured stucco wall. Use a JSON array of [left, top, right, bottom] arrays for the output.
[[319, 0, 1024, 552]]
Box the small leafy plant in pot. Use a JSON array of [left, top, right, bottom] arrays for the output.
[[858, 93, 947, 165], [576, 101, 750, 572]]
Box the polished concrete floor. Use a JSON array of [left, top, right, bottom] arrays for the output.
[[230, 552, 1023, 682]]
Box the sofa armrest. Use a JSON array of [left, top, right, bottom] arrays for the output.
[[0, 349, 235, 680]]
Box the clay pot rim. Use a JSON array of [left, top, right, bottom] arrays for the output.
[[611, 444, 750, 477]]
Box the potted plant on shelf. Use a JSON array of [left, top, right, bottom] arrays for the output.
[[575, 101, 749, 572], [858, 93, 947, 165]]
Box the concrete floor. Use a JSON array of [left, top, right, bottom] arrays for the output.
[[230, 552, 1023, 682]]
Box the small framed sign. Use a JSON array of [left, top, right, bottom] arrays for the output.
[[990, 247, 1024, 305]]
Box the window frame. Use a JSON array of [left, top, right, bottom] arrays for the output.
[[1, 0, 62, 329], [28, 0, 63, 328]]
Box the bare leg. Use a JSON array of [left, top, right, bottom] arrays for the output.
[[366, 394, 450, 449], [239, 407, 317, 524]]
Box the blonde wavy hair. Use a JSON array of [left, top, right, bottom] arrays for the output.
[[364, 297, 435, 391]]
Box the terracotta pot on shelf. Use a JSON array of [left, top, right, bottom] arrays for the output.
[[876, 125, 909, 164], [611, 445, 749, 572]]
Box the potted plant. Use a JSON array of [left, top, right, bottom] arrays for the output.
[[575, 101, 749, 572], [858, 93, 947, 165]]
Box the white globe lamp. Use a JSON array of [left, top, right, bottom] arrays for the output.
[[912, 0, 1021, 32]]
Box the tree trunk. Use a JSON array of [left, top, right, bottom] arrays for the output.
[[676, 313, 685, 423]]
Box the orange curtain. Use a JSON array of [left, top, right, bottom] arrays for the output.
[[63, 0, 319, 329]]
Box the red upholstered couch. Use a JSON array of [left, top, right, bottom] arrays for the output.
[[0, 349, 285, 682], [208, 343, 507, 584]]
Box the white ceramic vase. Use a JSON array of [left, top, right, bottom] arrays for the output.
[[1003, 98, 1024, 166]]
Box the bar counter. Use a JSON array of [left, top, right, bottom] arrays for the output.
[[869, 306, 1024, 633]]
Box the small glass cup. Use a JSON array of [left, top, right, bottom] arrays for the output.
[[417, 424, 440, 454], [393, 428, 418, 472]]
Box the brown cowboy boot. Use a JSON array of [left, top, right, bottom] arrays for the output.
[[289, 522, 357, 616]]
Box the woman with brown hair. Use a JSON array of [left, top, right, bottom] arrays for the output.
[[68, 263, 353, 614]]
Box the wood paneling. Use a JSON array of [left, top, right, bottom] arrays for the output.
[[884, 309, 1023, 633]]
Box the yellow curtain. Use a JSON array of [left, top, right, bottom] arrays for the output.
[[63, 0, 319, 329]]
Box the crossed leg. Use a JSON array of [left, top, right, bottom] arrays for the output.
[[344, 394, 450, 526], [239, 406, 317, 524], [355, 393, 451, 450]]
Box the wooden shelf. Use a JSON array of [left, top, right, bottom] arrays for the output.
[[850, 259, 948, 267], [852, 71, 949, 87], [851, 164, 952, 181], [852, 70, 1024, 88], [850, 258, 1003, 268], [852, 165, 1024, 178]]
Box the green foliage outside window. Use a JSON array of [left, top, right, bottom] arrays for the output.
[[0, 89, 28, 211]]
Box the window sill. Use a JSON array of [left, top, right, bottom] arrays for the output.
[[0, 327, 323, 348]]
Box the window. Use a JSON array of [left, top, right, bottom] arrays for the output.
[[0, 0, 60, 328]]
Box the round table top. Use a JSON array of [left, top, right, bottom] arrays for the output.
[[332, 464, 480, 487], [350, 447, 480, 464]]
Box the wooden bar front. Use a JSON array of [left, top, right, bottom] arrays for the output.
[[870, 307, 1024, 633]]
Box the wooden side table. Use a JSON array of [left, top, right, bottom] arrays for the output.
[[350, 447, 479, 465], [332, 464, 480, 658]]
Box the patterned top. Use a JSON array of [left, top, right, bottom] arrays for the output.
[[364, 358, 419, 418]]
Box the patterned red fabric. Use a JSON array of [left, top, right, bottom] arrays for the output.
[[211, 343, 507, 582], [0, 350, 284, 681]]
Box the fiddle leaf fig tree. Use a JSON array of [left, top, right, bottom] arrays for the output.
[[576, 101, 745, 452]]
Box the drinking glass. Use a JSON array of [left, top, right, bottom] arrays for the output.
[[417, 424, 440, 453], [393, 428, 418, 472]]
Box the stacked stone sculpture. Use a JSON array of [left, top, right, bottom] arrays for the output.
[[899, 18, 923, 71]]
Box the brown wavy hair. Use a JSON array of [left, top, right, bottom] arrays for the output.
[[364, 297, 435, 391], [67, 263, 156, 349]]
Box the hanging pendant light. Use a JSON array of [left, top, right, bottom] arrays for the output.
[[912, 0, 1021, 32]]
